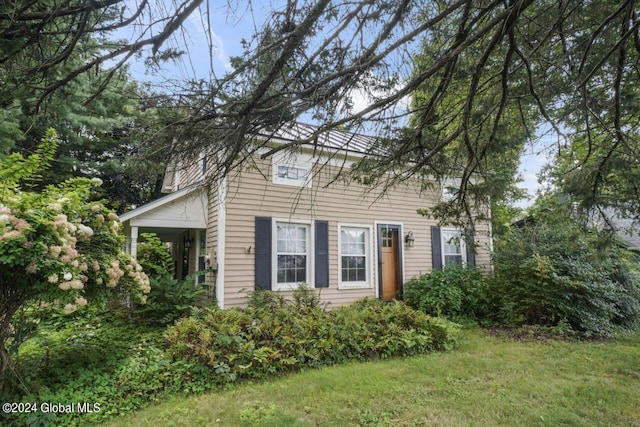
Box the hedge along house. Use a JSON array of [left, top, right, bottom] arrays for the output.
[[120, 123, 493, 308]]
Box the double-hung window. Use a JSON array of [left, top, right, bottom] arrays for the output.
[[256, 217, 328, 291], [431, 226, 475, 270], [275, 222, 310, 288], [441, 228, 465, 266], [338, 225, 371, 289]]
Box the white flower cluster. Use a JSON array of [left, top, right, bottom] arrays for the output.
[[0, 204, 29, 242]]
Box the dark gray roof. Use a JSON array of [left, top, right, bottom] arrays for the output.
[[256, 122, 380, 156]]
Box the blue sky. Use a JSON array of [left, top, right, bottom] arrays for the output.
[[517, 139, 553, 209]]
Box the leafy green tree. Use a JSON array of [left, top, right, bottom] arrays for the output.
[[0, 0, 203, 110], [490, 205, 640, 336], [0, 1, 204, 209], [0, 129, 151, 387], [1, 36, 167, 210]]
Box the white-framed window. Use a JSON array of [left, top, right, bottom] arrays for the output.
[[338, 224, 372, 289], [441, 228, 465, 266], [272, 152, 313, 187], [272, 219, 313, 290], [441, 179, 461, 202]]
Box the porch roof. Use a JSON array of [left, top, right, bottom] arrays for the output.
[[120, 183, 207, 230]]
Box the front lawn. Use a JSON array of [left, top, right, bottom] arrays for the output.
[[103, 329, 640, 426]]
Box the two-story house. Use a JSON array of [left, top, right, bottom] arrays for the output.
[[120, 123, 492, 308]]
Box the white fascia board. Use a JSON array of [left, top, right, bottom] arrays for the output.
[[120, 183, 205, 223]]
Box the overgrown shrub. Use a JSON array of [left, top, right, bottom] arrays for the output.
[[490, 214, 640, 337], [0, 130, 150, 385], [135, 273, 207, 325], [1, 309, 215, 426], [136, 233, 174, 277], [165, 294, 460, 383], [135, 233, 206, 325], [403, 264, 491, 320]]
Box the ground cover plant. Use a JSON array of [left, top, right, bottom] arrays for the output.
[[0, 291, 459, 426], [103, 328, 640, 426], [0, 309, 205, 427], [165, 290, 461, 383]]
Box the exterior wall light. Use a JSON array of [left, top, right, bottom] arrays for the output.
[[404, 231, 415, 248]]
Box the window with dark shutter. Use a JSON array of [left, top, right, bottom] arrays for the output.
[[315, 220, 329, 288], [465, 228, 476, 267], [255, 217, 272, 290], [431, 226, 443, 270]]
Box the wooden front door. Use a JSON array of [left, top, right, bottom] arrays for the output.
[[379, 226, 401, 301]]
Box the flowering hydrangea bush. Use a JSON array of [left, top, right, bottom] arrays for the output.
[[0, 129, 150, 380], [0, 179, 150, 313]]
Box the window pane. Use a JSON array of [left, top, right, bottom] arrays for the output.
[[277, 224, 307, 254], [341, 229, 365, 255], [445, 255, 463, 265], [277, 242, 307, 284], [342, 255, 366, 282], [442, 231, 461, 255], [277, 165, 308, 181]]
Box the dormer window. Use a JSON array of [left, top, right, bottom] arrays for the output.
[[272, 152, 313, 187], [277, 165, 308, 180]]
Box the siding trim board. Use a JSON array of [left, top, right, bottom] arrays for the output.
[[216, 176, 227, 308]]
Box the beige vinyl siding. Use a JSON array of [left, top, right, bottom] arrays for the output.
[[221, 155, 493, 308], [181, 155, 205, 188], [162, 152, 207, 193]]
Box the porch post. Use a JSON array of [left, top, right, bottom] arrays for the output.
[[130, 226, 139, 258]]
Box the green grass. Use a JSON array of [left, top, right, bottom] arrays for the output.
[[102, 329, 640, 426]]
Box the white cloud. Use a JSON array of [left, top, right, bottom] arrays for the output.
[[341, 74, 410, 121], [209, 31, 232, 71], [185, 8, 232, 72]]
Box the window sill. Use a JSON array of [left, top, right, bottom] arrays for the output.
[[273, 283, 313, 292], [338, 282, 371, 290]]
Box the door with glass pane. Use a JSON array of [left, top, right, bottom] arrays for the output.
[[377, 224, 402, 301]]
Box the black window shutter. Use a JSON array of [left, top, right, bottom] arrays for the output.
[[315, 220, 329, 288], [431, 226, 443, 270], [255, 217, 272, 290], [465, 228, 476, 267]]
